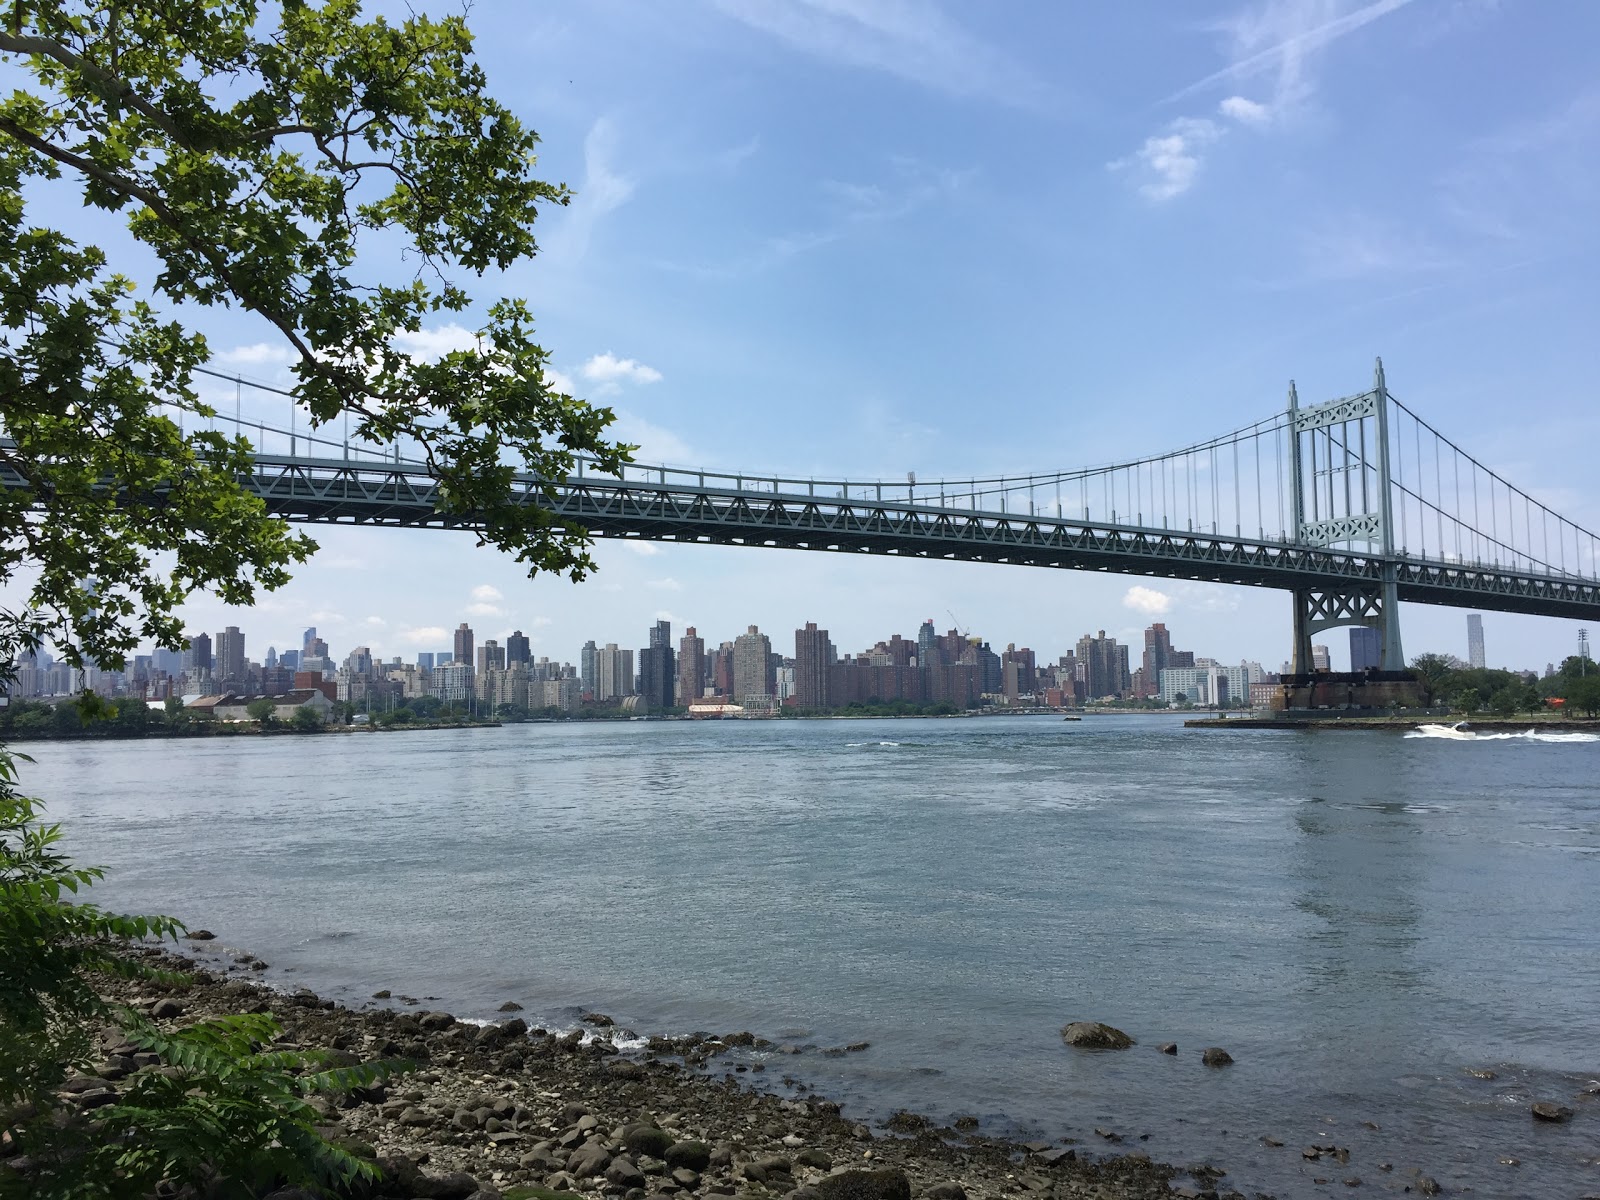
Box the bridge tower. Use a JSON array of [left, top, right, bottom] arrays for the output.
[[1286, 358, 1406, 675]]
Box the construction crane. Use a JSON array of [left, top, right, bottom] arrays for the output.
[[947, 610, 970, 640]]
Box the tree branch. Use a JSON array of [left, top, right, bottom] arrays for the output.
[[0, 31, 188, 147]]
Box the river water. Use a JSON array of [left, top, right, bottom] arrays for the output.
[[23, 716, 1600, 1198]]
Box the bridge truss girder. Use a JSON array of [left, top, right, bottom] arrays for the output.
[[238, 455, 1600, 624]]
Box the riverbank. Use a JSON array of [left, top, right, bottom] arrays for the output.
[[65, 945, 1240, 1200], [1183, 715, 1600, 731]]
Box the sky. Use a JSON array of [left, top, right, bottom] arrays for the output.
[[21, 0, 1600, 673]]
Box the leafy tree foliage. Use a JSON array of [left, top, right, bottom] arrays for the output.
[[245, 696, 276, 727], [0, 0, 631, 675], [291, 703, 324, 731]]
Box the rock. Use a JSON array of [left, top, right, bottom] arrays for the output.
[[568, 1143, 612, 1179], [1201, 1047, 1234, 1067], [412, 1170, 480, 1200], [499, 1001, 524, 1012], [1158, 1042, 1178, 1055], [815, 1168, 912, 1200], [398, 1106, 433, 1127], [952, 1116, 978, 1132], [608, 1060, 645, 1079], [150, 998, 185, 1020], [671, 1168, 701, 1189], [923, 1184, 966, 1200], [1060, 1021, 1135, 1050], [607, 1159, 648, 1188], [582, 1012, 616, 1027], [794, 1149, 831, 1170], [1465, 1068, 1496, 1080], [1035, 1148, 1074, 1166], [883, 1111, 931, 1134], [1417, 1177, 1440, 1196], [624, 1126, 676, 1159], [418, 1011, 456, 1031], [664, 1141, 712, 1172], [372, 990, 392, 999], [186, 929, 216, 940], [1532, 1101, 1573, 1122]]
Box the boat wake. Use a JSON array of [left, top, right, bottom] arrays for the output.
[[1406, 723, 1599, 744]]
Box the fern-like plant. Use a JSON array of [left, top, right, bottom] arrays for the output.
[[0, 753, 410, 1198]]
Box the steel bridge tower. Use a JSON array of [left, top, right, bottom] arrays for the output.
[[1287, 357, 1405, 674]]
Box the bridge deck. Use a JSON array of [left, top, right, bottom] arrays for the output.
[[241, 454, 1600, 622]]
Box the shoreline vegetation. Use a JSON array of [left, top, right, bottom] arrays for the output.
[[68, 943, 1242, 1200]]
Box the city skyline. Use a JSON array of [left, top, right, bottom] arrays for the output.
[[3, 3, 1597, 677]]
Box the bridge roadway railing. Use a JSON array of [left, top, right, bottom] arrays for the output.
[[242, 449, 1600, 623]]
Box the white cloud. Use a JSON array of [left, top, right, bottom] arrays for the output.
[[580, 353, 663, 388], [465, 602, 505, 617], [547, 118, 635, 262], [214, 342, 292, 367], [610, 413, 695, 465], [1171, 0, 1416, 112], [1123, 585, 1174, 615], [393, 323, 480, 362], [400, 625, 449, 645], [1219, 95, 1271, 125], [364, 616, 387, 627], [542, 366, 577, 396], [471, 584, 504, 603], [711, 0, 1055, 110], [647, 577, 683, 592], [1112, 118, 1223, 202]]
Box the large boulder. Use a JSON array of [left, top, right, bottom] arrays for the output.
[[1060, 1022, 1135, 1050], [1201, 1047, 1234, 1068], [1532, 1101, 1573, 1122], [623, 1125, 675, 1158], [816, 1168, 913, 1200], [663, 1140, 711, 1171]]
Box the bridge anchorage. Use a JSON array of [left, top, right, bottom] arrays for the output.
[[4, 356, 1596, 700]]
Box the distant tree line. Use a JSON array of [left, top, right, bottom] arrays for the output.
[[1408, 653, 1600, 717]]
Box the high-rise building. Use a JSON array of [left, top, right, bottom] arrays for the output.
[[302, 627, 317, 657], [1466, 613, 1485, 669], [1349, 626, 1381, 672], [417, 652, 435, 671], [477, 640, 506, 674], [343, 645, 373, 676], [430, 661, 474, 704], [638, 620, 675, 710], [917, 619, 939, 670], [1141, 623, 1185, 698], [264, 646, 278, 669], [1312, 644, 1332, 671], [1075, 631, 1131, 699], [580, 640, 598, 697], [214, 626, 246, 685], [677, 627, 706, 704], [506, 630, 531, 667], [1001, 644, 1036, 695], [732, 626, 774, 701], [594, 643, 634, 702], [794, 622, 833, 709], [184, 631, 213, 672], [454, 623, 474, 669]]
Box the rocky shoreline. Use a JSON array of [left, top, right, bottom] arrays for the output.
[[64, 944, 1256, 1200]]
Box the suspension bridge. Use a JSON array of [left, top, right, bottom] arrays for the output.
[[12, 358, 1600, 674]]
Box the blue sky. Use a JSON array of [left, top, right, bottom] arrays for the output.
[[43, 1, 1600, 671]]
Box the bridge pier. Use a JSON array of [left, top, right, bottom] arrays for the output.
[[1285, 358, 1409, 685]]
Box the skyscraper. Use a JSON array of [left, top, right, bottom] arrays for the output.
[[302, 627, 317, 657], [1075, 631, 1130, 699], [580, 640, 598, 697], [1312, 644, 1332, 671], [477, 640, 506, 673], [1141, 623, 1173, 698], [917, 619, 939, 669], [506, 630, 531, 667], [417, 652, 435, 671], [1466, 613, 1485, 669], [454, 623, 474, 669], [794, 622, 833, 709], [677, 627, 706, 705], [184, 631, 213, 672], [1349, 626, 1381, 672], [594, 643, 634, 702], [733, 625, 773, 701], [638, 620, 675, 710], [214, 626, 245, 685]]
